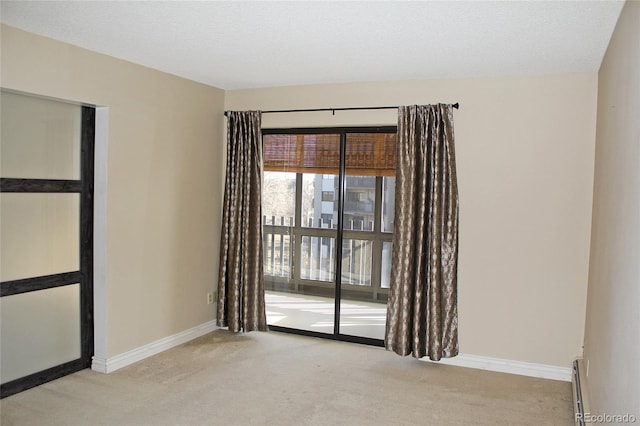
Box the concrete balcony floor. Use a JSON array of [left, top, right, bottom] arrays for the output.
[[265, 290, 387, 340]]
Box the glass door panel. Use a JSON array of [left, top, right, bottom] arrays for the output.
[[338, 133, 393, 340], [338, 178, 387, 340], [0, 284, 81, 383], [0, 193, 80, 282], [1, 91, 81, 180], [264, 171, 338, 334], [264, 171, 339, 333], [263, 132, 340, 335]]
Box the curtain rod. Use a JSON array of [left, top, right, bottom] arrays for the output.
[[224, 103, 459, 117]]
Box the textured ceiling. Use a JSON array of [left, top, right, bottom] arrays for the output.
[[0, 1, 625, 90]]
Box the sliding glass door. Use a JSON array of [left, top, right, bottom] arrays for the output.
[[262, 127, 396, 344], [0, 90, 94, 397], [338, 132, 395, 340], [262, 132, 340, 335]]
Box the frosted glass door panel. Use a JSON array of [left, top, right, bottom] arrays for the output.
[[0, 284, 81, 384], [0, 91, 81, 180], [0, 193, 80, 282]]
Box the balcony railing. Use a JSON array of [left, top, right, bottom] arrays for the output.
[[263, 216, 381, 288]]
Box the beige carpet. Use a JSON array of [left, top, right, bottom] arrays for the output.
[[1, 330, 573, 425]]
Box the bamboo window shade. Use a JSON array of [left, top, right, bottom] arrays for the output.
[[263, 133, 397, 176]]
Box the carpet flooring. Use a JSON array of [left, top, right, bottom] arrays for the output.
[[1, 329, 573, 425]]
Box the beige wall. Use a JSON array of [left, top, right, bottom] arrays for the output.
[[227, 73, 598, 367], [584, 1, 640, 417], [1, 24, 225, 357]]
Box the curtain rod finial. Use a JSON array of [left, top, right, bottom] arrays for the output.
[[452, 103, 459, 110]]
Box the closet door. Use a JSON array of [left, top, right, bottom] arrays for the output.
[[0, 90, 94, 398]]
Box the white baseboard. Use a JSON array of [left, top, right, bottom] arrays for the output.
[[92, 320, 218, 374], [424, 353, 572, 382], [92, 322, 570, 382]]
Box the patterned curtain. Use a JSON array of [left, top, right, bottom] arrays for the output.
[[385, 104, 459, 360], [217, 111, 267, 332]]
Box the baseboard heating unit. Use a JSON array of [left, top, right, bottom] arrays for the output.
[[572, 358, 591, 426]]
